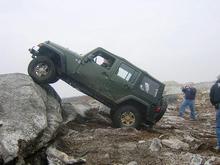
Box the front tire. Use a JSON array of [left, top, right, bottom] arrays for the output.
[[28, 56, 57, 84], [112, 105, 142, 128]]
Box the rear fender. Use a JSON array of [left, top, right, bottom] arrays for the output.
[[116, 95, 150, 108]]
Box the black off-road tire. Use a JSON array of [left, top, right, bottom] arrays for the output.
[[112, 105, 142, 128], [28, 56, 57, 84]]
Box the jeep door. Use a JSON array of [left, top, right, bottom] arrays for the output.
[[76, 50, 115, 99], [109, 62, 140, 100]]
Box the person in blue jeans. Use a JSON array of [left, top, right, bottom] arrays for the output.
[[179, 85, 197, 120], [210, 75, 220, 151]]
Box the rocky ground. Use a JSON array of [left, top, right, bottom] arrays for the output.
[[1, 74, 220, 165], [54, 91, 220, 165]]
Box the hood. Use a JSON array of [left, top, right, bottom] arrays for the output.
[[41, 41, 82, 59]]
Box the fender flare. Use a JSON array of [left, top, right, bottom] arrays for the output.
[[39, 42, 67, 73], [116, 95, 150, 109]]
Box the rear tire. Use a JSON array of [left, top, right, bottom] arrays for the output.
[[112, 105, 142, 128], [28, 56, 58, 84]]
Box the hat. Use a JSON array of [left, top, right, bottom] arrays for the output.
[[217, 75, 220, 80]]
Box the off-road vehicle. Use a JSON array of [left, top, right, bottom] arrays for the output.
[[28, 41, 167, 128]]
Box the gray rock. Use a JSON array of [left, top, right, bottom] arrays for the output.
[[72, 104, 90, 117], [183, 134, 196, 143], [97, 104, 110, 114], [61, 103, 77, 124], [118, 142, 137, 151], [87, 99, 101, 109], [164, 115, 185, 123], [190, 154, 203, 165], [46, 146, 86, 165], [62, 101, 111, 125], [127, 161, 138, 165], [0, 73, 62, 163], [179, 152, 195, 164], [204, 156, 216, 165], [138, 140, 146, 144], [149, 138, 162, 152], [162, 137, 189, 150]]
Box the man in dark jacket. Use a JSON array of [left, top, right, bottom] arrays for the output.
[[179, 84, 197, 120], [210, 75, 220, 151]]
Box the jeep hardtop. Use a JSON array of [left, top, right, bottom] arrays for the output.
[[28, 41, 167, 128]]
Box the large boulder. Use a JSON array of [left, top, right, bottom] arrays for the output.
[[0, 73, 63, 163]]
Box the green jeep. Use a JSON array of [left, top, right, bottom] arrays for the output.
[[28, 41, 167, 128]]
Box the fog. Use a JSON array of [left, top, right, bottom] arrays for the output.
[[0, 0, 220, 97]]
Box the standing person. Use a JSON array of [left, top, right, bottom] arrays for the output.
[[210, 75, 220, 151], [179, 84, 197, 120]]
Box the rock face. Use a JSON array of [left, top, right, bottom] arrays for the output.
[[0, 73, 63, 163]]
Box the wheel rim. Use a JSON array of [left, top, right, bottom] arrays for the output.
[[34, 63, 49, 77], [121, 111, 135, 126]]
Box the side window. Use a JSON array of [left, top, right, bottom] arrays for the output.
[[116, 63, 137, 83], [91, 51, 115, 69], [140, 76, 160, 97]]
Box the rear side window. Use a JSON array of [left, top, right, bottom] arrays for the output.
[[140, 76, 160, 97], [116, 63, 138, 83]]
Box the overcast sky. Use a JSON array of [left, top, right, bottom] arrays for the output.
[[0, 0, 220, 97]]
